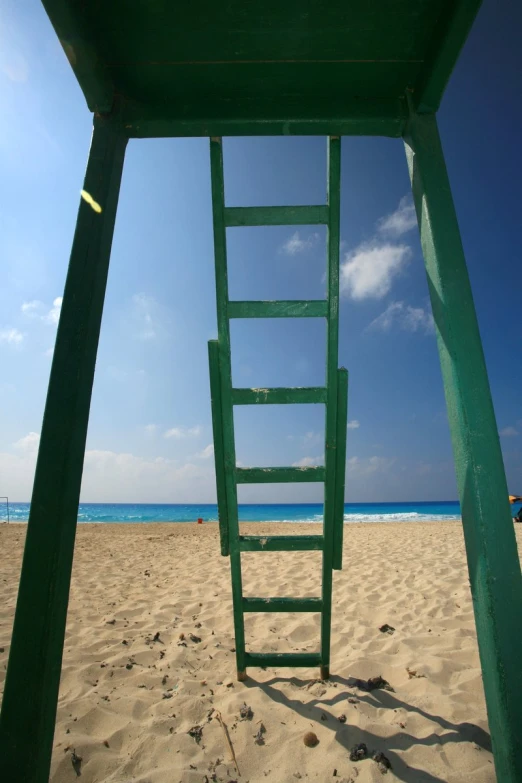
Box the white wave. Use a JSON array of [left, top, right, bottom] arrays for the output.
[[245, 513, 460, 524], [343, 512, 460, 523]]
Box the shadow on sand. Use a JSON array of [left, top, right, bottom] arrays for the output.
[[244, 674, 492, 783]]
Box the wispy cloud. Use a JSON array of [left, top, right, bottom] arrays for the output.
[[280, 231, 320, 256], [164, 425, 202, 440], [131, 293, 171, 341], [21, 297, 62, 326], [377, 196, 417, 237], [340, 196, 417, 301], [1, 432, 214, 503], [14, 431, 40, 453], [500, 426, 518, 438], [347, 455, 396, 476], [292, 455, 324, 467], [367, 301, 434, 335], [144, 424, 158, 437], [301, 431, 323, 446], [347, 420, 360, 430], [0, 327, 25, 345], [21, 300, 44, 317], [192, 444, 214, 460], [44, 297, 62, 325], [340, 242, 410, 300]]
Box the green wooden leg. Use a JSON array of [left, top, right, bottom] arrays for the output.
[[405, 110, 522, 782], [321, 136, 341, 680], [208, 138, 246, 680], [0, 117, 127, 783], [332, 368, 348, 571]]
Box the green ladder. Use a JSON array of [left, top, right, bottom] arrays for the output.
[[208, 136, 348, 681]]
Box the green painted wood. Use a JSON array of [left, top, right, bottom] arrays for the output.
[[239, 535, 324, 552], [244, 652, 321, 668], [0, 118, 127, 783], [42, 2, 481, 125], [228, 300, 328, 319], [208, 340, 229, 557], [320, 136, 341, 678], [414, 0, 483, 112], [41, 1, 114, 112], [405, 108, 522, 783], [333, 368, 349, 570], [232, 387, 326, 405], [236, 466, 325, 484], [119, 98, 407, 139], [209, 137, 246, 676], [224, 205, 328, 227], [243, 597, 322, 613]]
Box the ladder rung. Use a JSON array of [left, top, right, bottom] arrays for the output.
[[244, 652, 322, 668], [232, 387, 326, 405], [239, 535, 324, 552], [228, 300, 327, 319], [236, 466, 325, 484], [224, 205, 328, 227], [243, 597, 322, 612]]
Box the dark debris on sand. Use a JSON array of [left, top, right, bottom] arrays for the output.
[[372, 750, 392, 773], [355, 676, 394, 692], [254, 722, 266, 745], [239, 702, 253, 720], [71, 749, 82, 777], [349, 742, 368, 762], [188, 725, 203, 744]]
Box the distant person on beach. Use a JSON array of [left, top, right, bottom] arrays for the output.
[[515, 507, 522, 524]]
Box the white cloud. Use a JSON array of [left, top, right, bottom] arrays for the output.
[[81, 450, 207, 502], [21, 297, 62, 327], [194, 444, 214, 460], [292, 455, 324, 467], [347, 420, 360, 430], [0, 434, 215, 503], [0, 327, 25, 345], [347, 455, 396, 476], [301, 431, 323, 446], [280, 231, 320, 256], [367, 301, 434, 335], [14, 431, 40, 453], [144, 424, 157, 437], [340, 242, 410, 300], [44, 297, 62, 325], [164, 425, 202, 439], [21, 300, 45, 317], [377, 196, 417, 237], [500, 426, 518, 438], [340, 196, 419, 301]]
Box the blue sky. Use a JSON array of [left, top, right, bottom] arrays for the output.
[[1, 0, 521, 503]]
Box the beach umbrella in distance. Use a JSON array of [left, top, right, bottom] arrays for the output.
[[509, 495, 522, 503]]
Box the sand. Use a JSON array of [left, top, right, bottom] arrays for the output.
[[1, 520, 521, 783]]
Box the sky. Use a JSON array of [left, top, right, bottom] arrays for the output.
[[1, 0, 521, 504]]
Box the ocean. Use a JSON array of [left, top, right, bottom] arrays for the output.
[[0, 500, 471, 524]]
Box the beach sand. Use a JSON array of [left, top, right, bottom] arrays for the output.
[[2, 520, 521, 783]]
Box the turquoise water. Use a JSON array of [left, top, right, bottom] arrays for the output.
[[1, 500, 471, 523]]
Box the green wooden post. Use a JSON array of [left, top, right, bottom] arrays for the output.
[[320, 136, 341, 680], [209, 137, 246, 680], [208, 340, 230, 557], [404, 109, 522, 782], [0, 117, 127, 783], [333, 367, 348, 570]]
